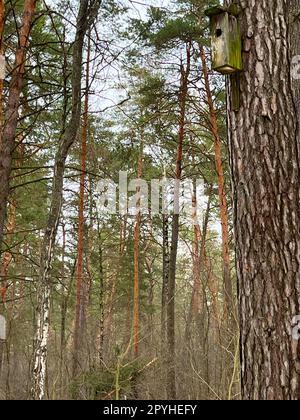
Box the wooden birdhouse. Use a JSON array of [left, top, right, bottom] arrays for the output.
[[0, 315, 6, 340], [205, 6, 242, 75]]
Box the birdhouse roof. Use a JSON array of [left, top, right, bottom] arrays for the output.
[[205, 5, 241, 18], [205, 6, 227, 17]]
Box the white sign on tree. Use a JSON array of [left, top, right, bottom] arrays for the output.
[[0, 315, 6, 340]]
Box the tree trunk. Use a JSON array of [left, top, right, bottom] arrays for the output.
[[0, 0, 37, 251], [133, 147, 143, 359], [199, 46, 233, 319], [73, 32, 90, 380], [166, 42, 191, 400], [185, 179, 203, 341], [0, 199, 16, 380], [59, 223, 68, 399], [161, 214, 169, 346], [191, 179, 203, 317], [31, 0, 101, 400], [227, 0, 300, 400], [97, 240, 104, 365], [0, 0, 5, 130]]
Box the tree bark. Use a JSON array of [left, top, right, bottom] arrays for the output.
[[166, 42, 191, 400], [73, 32, 91, 380], [0, 0, 5, 129], [227, 0, 300, 400], [0, 0, 37, 252], [31, 0, 101, 400]]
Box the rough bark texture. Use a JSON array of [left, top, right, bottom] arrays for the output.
[[32, 0, 102, 400], [167, 43, 191, 400], [0, 0, 37, 253], [227, 0, 300, 400]]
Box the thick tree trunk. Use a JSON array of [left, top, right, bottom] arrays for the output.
[[166, 43, 191, 400], [32, 0, 101, 400], [227, 0, 300, 400], [0, 0, 37, 252], [73, 33, 90, 380]]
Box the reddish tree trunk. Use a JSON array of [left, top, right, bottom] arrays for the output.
[[199, 46, 233, 318], [0, 0, 5, 130], [0, 0, 37, 250]]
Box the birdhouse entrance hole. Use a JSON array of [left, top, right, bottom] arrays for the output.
[[216, 28, 222, 38]]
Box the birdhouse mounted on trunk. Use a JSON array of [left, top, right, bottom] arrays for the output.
[[205, 6, 242, 75]]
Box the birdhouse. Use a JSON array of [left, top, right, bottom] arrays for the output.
[[205, 6, 242, 75], [0, 315, 6, 340]]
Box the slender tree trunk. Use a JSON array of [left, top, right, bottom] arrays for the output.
[[191, 179, 203, 317], [105, 216, 127, 354], [167, 43, 191, 400], [73, 33, 90, 380], [133, 146, 143, 359], [198, 192, 220, 328], [161, 214, 169, 345], [98, 241, 104, 365], [0, 0, 37, 251], [0, 0, 5, 130], [59, 223, 67, 399], [199, 46, 236, 398], [0, 200, 16, 380], [0, 202, 16, 303], [199, 46, 233, 318], [144, 218, 154, 343], [32, 0, 101, 400], [227, 0, 300, 400], [185, 179, 203, 341], [160, 213, 169, 398]]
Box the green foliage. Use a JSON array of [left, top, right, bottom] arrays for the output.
[[151, 18, 203, 48], [72, 362, 141, 400]]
